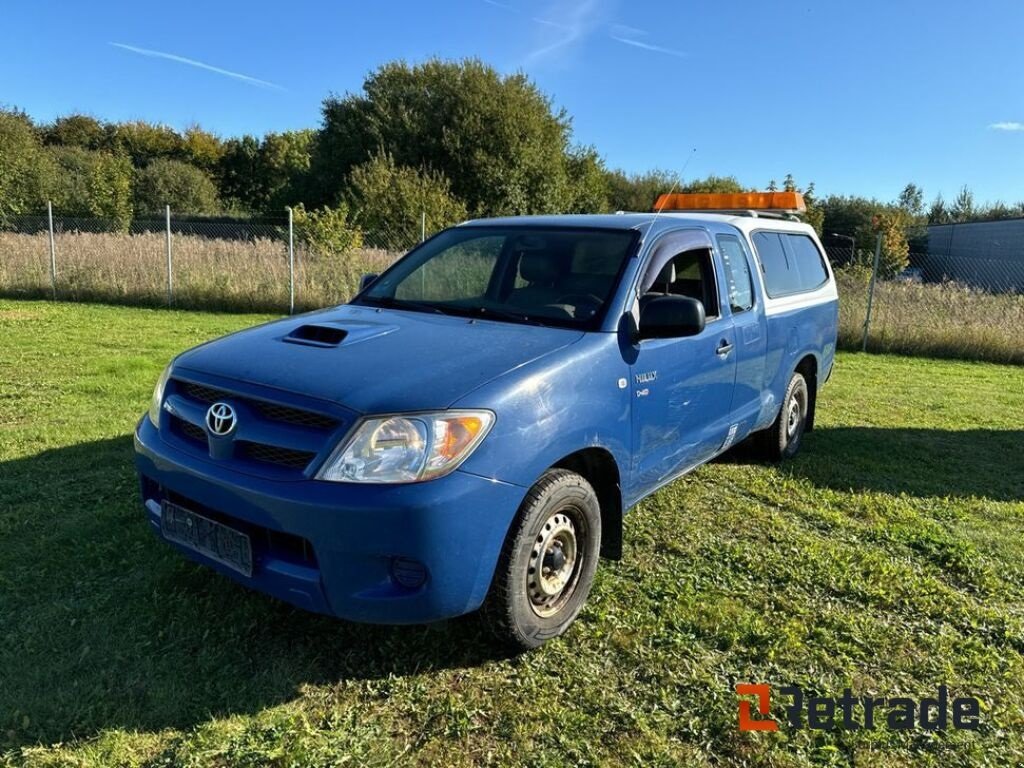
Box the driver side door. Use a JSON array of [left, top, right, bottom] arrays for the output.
[[629, 246, 738, 494]]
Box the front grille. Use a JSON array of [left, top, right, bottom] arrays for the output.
[[179, 381, 338, 430], [176, 418, 207, 444], [237, 441, 316, 470]]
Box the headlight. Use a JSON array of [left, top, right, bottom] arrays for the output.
[[147, 362, 173, 428], [317, 410, 495, 483]]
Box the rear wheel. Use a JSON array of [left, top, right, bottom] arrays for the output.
[[761, 372, 809, 462], [482, 469, 601, 650]]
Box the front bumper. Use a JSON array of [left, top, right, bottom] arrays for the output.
[[134, 417, 526, 624]]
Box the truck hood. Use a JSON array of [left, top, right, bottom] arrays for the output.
[[174, 304, 584, 414]]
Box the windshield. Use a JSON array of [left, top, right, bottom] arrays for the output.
[[356, 226, 639, 329]]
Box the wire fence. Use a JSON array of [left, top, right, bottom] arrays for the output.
[[2, 207, 1023, 364], [0, 205, 419, 314], [825, 239, 1024, 365]]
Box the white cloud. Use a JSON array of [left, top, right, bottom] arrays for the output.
[[989, 122, 1024, 131], [109, 42, 284, 90]]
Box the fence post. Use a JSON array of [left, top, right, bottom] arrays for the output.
[[287, 206, 295, 314], [862, 232, 883, 352], [165, 205, 173, 305], [47, 201, 56, 299], [421, 210, 426, 243]]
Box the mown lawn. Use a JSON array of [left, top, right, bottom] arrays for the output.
[[1, 299, 1022, 767]]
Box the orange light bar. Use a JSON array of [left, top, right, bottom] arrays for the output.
[[653, 191, 806, 213]]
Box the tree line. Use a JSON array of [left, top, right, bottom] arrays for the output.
[[1, 58, 1018, 270]]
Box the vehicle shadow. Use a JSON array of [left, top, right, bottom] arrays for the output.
[[0, 436, 511, 750], [720, 426, 1024, 502]]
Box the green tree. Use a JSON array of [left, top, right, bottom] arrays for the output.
[[133, 158, 220, 215], [605, 169, 679, 212], [218, 135, 262, 212], [680, 174, 747, 194], [260, 130, 315, 211], [347, 152, 468, 244], [564, 147, 611, 213], [106, 120, 183, 166], [951, 185, 975, 222], [928, 194, 949, 224], [42, 114, 106, 150], [897, 183, 925, 219], [291, 202, 362, 256], [312, 58, 578, 216], [0, 109, 52, 221], [819, 194, 909, 276], [181, 125, 225, 173], [47, 146, 133, 228]]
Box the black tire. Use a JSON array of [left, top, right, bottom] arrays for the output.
[[760, 372, 809, 462], [482, 468, 601, 651]]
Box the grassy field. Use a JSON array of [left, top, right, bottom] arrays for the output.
[[1, 299, 1023, 767]]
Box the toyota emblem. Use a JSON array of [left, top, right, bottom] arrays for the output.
[[205, 402, 237, 436]]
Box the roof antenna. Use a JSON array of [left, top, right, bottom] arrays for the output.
[[643, 148, 696, 241]]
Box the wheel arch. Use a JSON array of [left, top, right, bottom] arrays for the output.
[[552, 447, 623, 560], [794, 353, 818, 432]]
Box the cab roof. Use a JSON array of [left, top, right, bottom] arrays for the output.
[[460, 212, 817, 237]]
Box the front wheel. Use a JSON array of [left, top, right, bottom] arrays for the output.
[[760, 371, 809, 462], [482, 469, 601, 650]]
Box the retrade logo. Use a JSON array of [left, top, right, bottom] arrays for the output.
[[736, 683, 980, 732], [205, 402, 237, 436]]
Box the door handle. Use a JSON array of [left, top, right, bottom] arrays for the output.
[[716, 340, 734, 357]]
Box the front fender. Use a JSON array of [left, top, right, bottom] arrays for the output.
[[453, 334, 631, 489]]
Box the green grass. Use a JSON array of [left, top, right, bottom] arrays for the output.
[[1, 299, 1023, 767]]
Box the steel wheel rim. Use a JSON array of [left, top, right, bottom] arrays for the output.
[[527, 510, 583, 618], [787, 387, 806, 439]]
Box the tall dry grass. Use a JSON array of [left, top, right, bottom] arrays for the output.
[[2, 230, 1022, 364], [0, 230, 398, 312], [836, 270, 1024, 365]]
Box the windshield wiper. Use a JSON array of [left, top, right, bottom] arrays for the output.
[[466, 306, 549, 327], [360, 296, 450, 316]]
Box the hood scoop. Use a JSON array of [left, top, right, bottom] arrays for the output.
[[283, 324, 348, 348]]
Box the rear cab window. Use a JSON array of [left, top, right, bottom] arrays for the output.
[[715, 234, 754, 313], [751, 231, 830, 298]]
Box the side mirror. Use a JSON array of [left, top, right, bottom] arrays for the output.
[[638, 295, 705, 340], [358, 273, 379, 292]]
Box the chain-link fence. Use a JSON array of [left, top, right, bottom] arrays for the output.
[[0, 204, 423, 314], [826, 236, 1024, 365]]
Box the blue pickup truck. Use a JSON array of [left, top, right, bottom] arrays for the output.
[[135, 193, 838, 649]]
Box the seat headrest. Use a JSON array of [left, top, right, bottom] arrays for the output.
[[520, 253, 561, 285], [654, 261, 676, 286]]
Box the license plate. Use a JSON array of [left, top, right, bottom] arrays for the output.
[[161, 502, 253, 577]]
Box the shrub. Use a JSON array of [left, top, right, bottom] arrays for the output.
[[291, 203, 362, 256], [47, 146, 133, 229], [0, 109, 52, 221], [348, 152, 467, 245], [134, 158, 220, 216]]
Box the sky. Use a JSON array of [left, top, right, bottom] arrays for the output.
[[3, 0, 1023, 205]]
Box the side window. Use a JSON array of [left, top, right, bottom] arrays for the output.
[[752, 231, 830, 297], [752, 232, 802, 297], [783, 234, 829, 291], [642, 248, 720, 319], [716, 234, 754, 312]]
